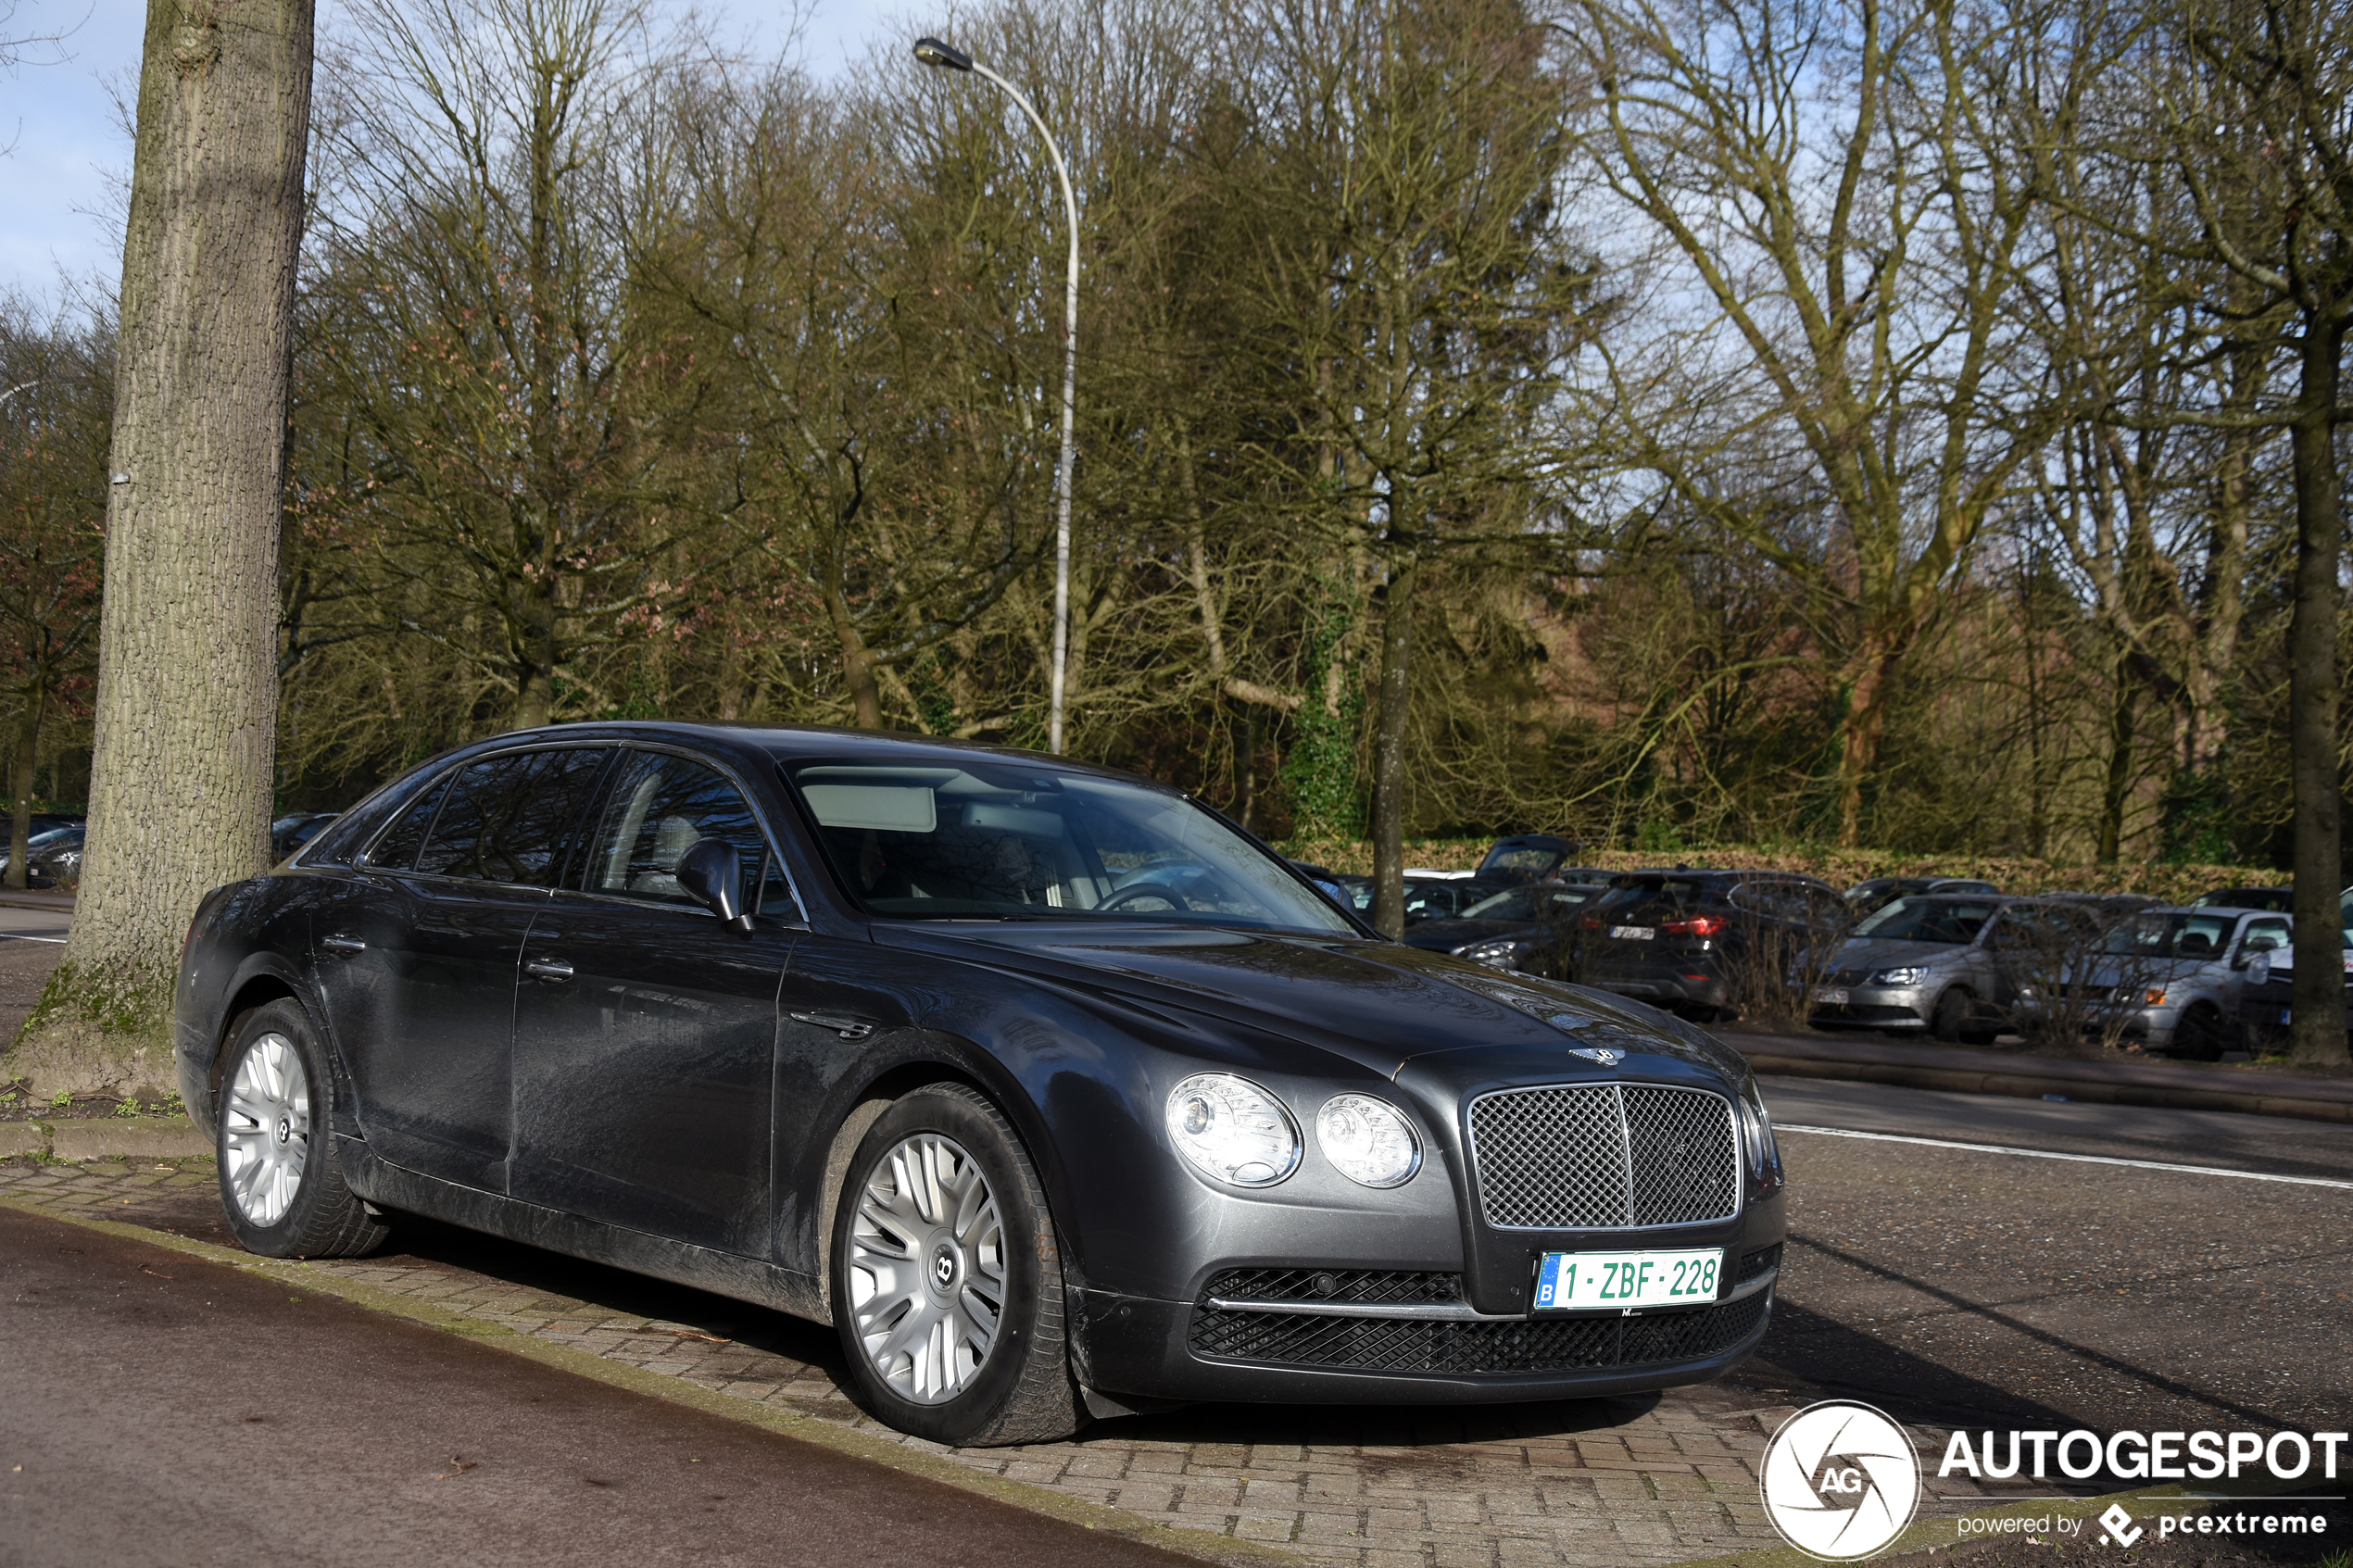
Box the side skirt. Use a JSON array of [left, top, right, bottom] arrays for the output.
[[340, 1136, 828, 1326]]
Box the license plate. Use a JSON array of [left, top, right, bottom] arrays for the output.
[[1533, 1248, 1724, 1311], [1609, 925, 1655, 941], [1813, 987, 1849, 1007]]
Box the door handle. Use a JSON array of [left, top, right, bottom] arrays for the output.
[[524, 959, 573, 982], [321, 935, 366, 955], [790, 1010, 875, 1041]]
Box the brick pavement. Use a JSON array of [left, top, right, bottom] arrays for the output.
[[0, 1156, 2032, 1568]]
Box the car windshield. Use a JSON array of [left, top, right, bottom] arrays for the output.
[[1853, 897, 1998, 944], [27, 826, 78, 847], [784, 759, 1354, 933], [2103, 911, 2239, 960]]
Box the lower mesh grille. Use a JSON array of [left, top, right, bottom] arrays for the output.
[[1188, 1291, 1769, 1375], [1736, 1243, 1783, 1284], [1202, 1269, 1462, 1305]]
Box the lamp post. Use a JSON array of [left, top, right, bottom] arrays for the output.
[[914, 35, 1080, 755]]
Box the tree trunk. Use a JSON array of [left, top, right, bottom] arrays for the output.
[[1832, 631, 1905, 847], [1232, 709, 1257, 833], [2098, 654, 2135, 863], [2285, 322, 2347, 1065], [827, 583, 883, 730], [1368, 553, 1417, 939], [7, 671, 43, 892], [10, 0, 313, 1098]]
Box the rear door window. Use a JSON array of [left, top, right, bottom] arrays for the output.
[[363, 771, 455, 871], [415, 748, 611, 885]]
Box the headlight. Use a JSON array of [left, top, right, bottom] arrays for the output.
[[2143, 988, 2167, 1006], [1164, 1073, 1301, 1187], [1869, 966, 1928, 985], [1738, 1078, 1781, 1187], [1315, 1093, 1421, 1188], [1456, 937, 1524, 971]]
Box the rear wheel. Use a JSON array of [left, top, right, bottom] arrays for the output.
[[831, 1083, 1081, 1447], [216, 1001, 389, 1258]]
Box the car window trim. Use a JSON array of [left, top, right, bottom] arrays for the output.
[[560, 742, 810, 925]]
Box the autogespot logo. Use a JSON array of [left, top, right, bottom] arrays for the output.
[[1761, 1400, 1923, 1561]]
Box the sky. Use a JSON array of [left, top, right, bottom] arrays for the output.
[[0, 0, 901, 316]]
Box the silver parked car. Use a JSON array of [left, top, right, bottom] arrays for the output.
[[1807, 894, 2012, 1043], [2069, 906, 2292, 1059]]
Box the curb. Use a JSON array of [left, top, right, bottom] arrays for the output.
[[0, 891, 74, 912], [0, 1190, 1303, 1568], [1741, 1053, 2351, 1124], [0, 1114, 212, 1160]]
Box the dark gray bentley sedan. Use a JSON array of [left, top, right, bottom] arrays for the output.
[[175, 723, 1786, 1446]]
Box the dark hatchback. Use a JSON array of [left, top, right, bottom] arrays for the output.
[[174, 724, 1785, 1447], [1570, 871, 1849, 1016], [1403, 880, 1618, 977]]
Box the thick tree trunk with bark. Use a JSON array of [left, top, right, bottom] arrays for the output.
[[6, 0, 312, 1097], [2285, 325, 2347, 1065], [1368, 554, 1417, 939]]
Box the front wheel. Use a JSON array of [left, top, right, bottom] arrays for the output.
[[831, 1083, 1081, 1447], [216, 1000, 389, 1259], [2171, 1004, 2233, 1062]]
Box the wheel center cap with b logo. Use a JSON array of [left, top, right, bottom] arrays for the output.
[[929, 1240, 962, 1294], [275, 1117, 291, 1146], [1759, 1400, 1920, 1560]]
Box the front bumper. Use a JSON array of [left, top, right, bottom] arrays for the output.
[[1074, 1269, 1779, 1406], [1809, 983, 1931, 1029]]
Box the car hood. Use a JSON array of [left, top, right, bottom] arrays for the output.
[[1832, 936, 1976, 972], [875, 922, 1747, 1084], [1399, 917, 1544, 953]]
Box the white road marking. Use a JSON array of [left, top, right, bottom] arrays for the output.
[[1777, 1123, 2353, 1190], [0, 933, 65, 944]]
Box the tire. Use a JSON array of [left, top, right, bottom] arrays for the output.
[[1930, 987, 1982, 1045], [830, 1083, 1081, 1448], [2171, 1004, 2232, 1062], [215, 1000, 390, 1259]]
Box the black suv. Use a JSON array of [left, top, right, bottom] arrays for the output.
[[1570, 870, 1848, 1017]]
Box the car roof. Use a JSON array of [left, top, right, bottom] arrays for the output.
[[1487, 833, 1580, 851], [431, 721, 1169, 793]]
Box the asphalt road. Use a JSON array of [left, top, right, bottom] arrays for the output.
[[0, 1204, 1196, 1568], [1734, 1075, 2353, 1449], [0, 903, 71, 944]]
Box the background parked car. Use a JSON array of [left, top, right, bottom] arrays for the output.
[[272, 811, 342, 860], [1400, 880, 1616, 976], [1473, 834, 1584, 884], [6, 823, 86, 889], [0, 814, 85, 884], [2062, 906, 2292, 1059], [2194, 885, 2293, 911], [1843, 876, 2000, 919], [1569, 869, 1847, 1019], [1808, 894, 2012, 1043], [2235, 925, 2353, 1051]]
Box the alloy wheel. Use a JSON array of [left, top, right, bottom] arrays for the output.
[[846, 1132, 1006, 1404], [223, 1032, 311, 1226]]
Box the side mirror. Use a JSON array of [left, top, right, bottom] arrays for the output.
[[676, 837, 754, 933]]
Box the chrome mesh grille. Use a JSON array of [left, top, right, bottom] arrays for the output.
[[1469, 1083, 1739, 1229]]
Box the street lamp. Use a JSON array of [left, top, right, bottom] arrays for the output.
[[913, 35, 1081, 755]]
